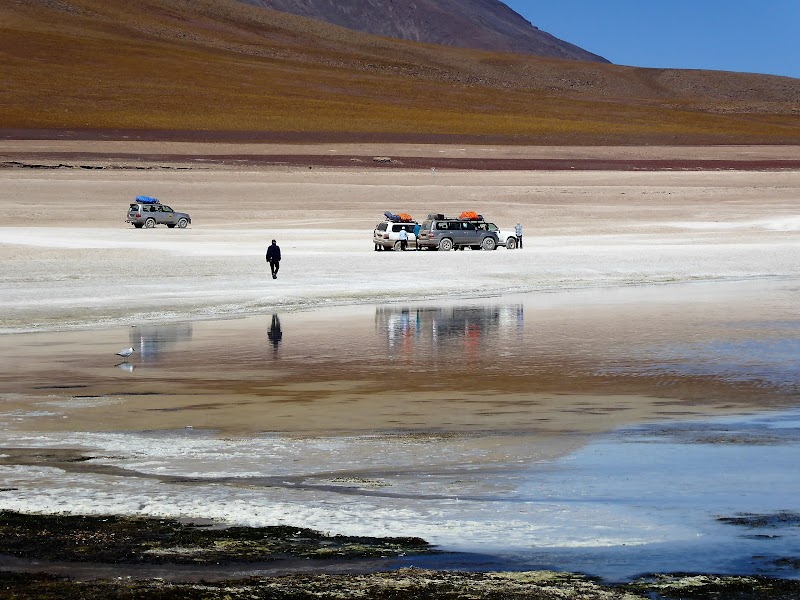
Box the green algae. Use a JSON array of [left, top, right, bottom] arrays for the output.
[[0, 510, 432, 565]]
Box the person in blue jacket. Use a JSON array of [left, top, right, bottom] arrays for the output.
[[266, 239, 281, 279]]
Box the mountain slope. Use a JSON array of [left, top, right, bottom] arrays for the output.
[[239, 0, 609, 62], [1, 0, 798, 144]]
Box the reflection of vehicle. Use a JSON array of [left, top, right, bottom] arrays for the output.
[[373, 220, 418, 251], [416, 215, 499, 251], [127, 197, 191, 229], [376, 304, 523, 356]]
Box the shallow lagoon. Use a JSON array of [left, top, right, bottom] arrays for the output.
[[1, 279, 799, 581]]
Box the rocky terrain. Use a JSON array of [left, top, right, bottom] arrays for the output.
[[240, 0, 609, 62]]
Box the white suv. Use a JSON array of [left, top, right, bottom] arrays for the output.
[[373, 220, 418, 251], [482, 222, 518, 249]]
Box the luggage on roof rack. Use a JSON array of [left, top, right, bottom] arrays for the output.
[[384, 211, 414, 223], [459, 211, 483, 221], [136, 195, 160, 204]]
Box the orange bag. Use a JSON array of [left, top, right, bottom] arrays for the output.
[[459, 211, 480, 220], [398, 213, 414, 222]]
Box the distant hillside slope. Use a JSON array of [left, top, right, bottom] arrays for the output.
[[239, 0, 609, 62], [1, 0, 799, 144]]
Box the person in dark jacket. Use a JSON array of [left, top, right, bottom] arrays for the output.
[[266, 239, 281, 279]]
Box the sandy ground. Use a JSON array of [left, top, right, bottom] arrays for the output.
[[2, 143, 800, 578], [1, 142, 798, 436], [1, 143, 799, 334]]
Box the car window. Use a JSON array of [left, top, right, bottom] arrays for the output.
[[487, 223, 498, 231], [129, 204, 139, 211], [461, 222, 475, 230], [421, 221, 432, 231], [161, 206, 172, 212], [437, 222, 448, 230], [377, 223, 388, 232]]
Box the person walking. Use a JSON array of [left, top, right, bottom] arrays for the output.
[[398, 227, 409, 251], [266, 239, 281, 279], [515, 222, 523, 249], [413, 223, 421, 250]]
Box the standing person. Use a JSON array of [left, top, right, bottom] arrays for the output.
[[266, 239, 281, 279], [398, 227, 408, 251], [413, 223, 421, 250], [515, 222, 523, 249]]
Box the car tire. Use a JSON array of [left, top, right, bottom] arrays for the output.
[[393, 241, 404, 251], [481, 237, 497, 251], [506, 237, 517, 250], [134, 223, 143, 229], [144, 218, 156, 229], [439, 238, 454, 251], [177, 218, 188, 229]]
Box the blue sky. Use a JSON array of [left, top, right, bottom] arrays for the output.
[[503, 1, 799, 79]]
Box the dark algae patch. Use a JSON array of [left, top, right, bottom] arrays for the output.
[[4, 570, 800, 600], [718, 512, 800, 529], [623, 574, 800, 599], [2, 512, 800, 599], [0, 510, 432, 564]]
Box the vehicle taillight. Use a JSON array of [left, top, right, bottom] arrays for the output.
[[135, 213, 141, 218], [383, 234, 389, 239]]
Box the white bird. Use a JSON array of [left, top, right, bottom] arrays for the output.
[[115, 347, 135, 359]]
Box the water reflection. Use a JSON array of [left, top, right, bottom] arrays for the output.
[[376, 305, 523, 358], [128, 324, 193, 364], [267, 314, 283, 354]]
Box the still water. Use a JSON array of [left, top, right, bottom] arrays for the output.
[[0, 280, 799, 581]]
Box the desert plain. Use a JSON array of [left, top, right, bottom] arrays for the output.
[[1, 141, 800, 586]]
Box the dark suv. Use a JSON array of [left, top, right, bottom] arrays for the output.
[[127, 198, 191, 229], [416, 215, 499, 251]]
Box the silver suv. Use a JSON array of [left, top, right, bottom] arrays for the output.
[[417, 215, 499, 251], [127, 199, 191, 229], [373, 220, 418, 251]]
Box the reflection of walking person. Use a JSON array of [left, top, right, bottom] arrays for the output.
[[266, 239, 281, 279], [267, 314, 283, 352], [515, 222, 523, 249]]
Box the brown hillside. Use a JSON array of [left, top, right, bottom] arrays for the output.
[[2, 0, 799, 144]]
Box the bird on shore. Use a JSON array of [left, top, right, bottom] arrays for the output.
[[115, 347, 135, 360]]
